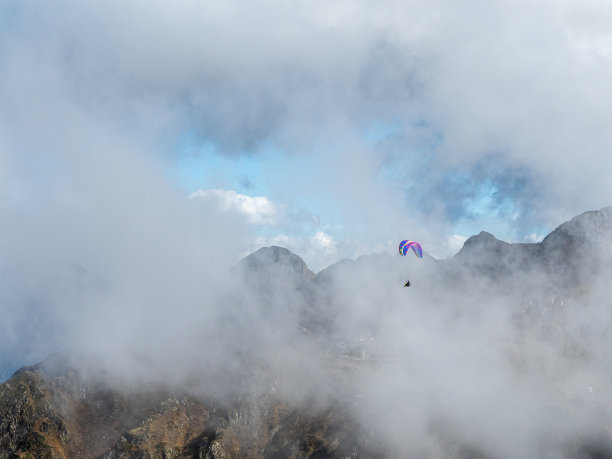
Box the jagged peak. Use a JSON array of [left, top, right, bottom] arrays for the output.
[[542, 206, 612, 247], [238, 246, 315, 283], [464, 231, 502, 245], [244, 245, 303, 264], [454, 231, 508, 259], [450, 206, 612, 280]]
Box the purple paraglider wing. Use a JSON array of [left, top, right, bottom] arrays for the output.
[[399, 240, 423, 258]]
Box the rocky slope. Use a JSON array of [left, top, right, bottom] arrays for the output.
[[0, 355, 383, 458]]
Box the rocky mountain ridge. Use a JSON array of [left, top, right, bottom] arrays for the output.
[[2, 206, 612, 458], [452, 206, 612, 287], [238, 245, 316, 287], [241, 206, 612, 290]]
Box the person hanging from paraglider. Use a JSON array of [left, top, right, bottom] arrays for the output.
[[399, 240, 422, 287]]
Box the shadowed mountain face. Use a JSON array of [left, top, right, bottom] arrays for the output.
[[238, 207, 612, 301], [452, 206, 612, 289], [540, 207, 612, 283], [238, 246, 316, 287], [0, 355, 382, 459], [2, 207, 612, 458]]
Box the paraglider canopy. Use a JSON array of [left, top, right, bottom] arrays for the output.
[[399, 240, 423, 258]]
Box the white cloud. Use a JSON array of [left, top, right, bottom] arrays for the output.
[[253, 234, 296, 250], [523, 232, 545, 243], [447, 234, 468, 255], [3, 4, 612, 454], [190, 189, 279, 225], [3, 0, 612, 243], [310, 231, 337, 253], [425, 234, 469, 259]]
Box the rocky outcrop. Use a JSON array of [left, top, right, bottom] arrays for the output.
[[539, 206, 612, 284], [0, 355, 173, 458], [0, 369, 67, 458], [0, 355, 382, 458], [452, 206, 612, 287]]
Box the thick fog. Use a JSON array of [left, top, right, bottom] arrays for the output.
[[2, 0, 612, 457]]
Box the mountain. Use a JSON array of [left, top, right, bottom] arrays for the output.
[[313, 253, 394, 284], [3, 208, 612, 457], [540, 206, 612, 282], [299, 253, 399, 336], [244, 207, 612, 292], [0, 354, 384, 458], [452, 230, 539, 282], [543, 206, 612, 248], [452, 206, 612, 287], [235, 246, 316, 290]]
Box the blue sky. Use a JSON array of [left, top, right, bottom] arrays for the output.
[[168, 125, 551, 267], [2, 0, 612, 273]]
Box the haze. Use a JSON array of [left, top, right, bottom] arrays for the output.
[[2, 1, 612, 457]]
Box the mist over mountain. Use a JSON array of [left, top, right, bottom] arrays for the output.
[[5, 0, 612, 456], [447, 207, 612, 300], [2, 207, 612, 458], [236, 246, 316, 291]]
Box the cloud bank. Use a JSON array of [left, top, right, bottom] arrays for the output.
[[1, 1, 612, 456], [3, 0, 612, 245], [191, 189, 279, 225]]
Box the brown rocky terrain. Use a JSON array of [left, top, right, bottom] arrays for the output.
[[0, 355, 384, 458]]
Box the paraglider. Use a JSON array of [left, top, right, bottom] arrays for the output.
[[399, 240, 423, 258], [399, 240, 422, 288]]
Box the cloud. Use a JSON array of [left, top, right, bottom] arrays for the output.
[[524, 232, 545, 243], [311, 231, 337, 253], [190, 189, 280, 225], [1, 2, 612, 456], [446, 234, 469, 256], [3, 0, 612, 246], [189, 189, 341, 270]]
